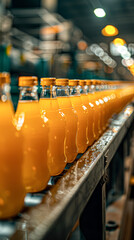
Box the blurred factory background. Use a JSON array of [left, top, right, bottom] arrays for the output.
[[1, 0, 134, 109]]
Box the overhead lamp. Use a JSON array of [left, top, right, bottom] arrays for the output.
[[77, 40, 88, 51], [113, 38, 126, 46], [40, 25, 63, 35], [94, 8, 106, 18], [101, 25, 118, 37]]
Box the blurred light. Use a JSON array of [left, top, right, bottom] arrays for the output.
[[109, 60, 117, 68], [113, 38, 126, 46], [100, 52, 108, 60], [101, 25, 118, 37], [117, 45, 128, 54], [128, 64, 134, 76], [94, 47, 104, 57], [122, 58, 134, 67], [94, 8, 106, 18], [110, 42, 120, 56], [89, 43, 117, 68], [128, 43, 134, 55], [86, 47, 94, 55], [121, 51, 131, 60], [40, 25, 63, 35], [90, 44, 98, 52], [77, 40, 88, 51]]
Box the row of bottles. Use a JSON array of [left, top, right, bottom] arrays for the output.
[[0, 73, 134, 219]]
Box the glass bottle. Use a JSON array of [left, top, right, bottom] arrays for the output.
[[56, 78, 78, 163], [0, 72, 25, 218], [14, 76, 50, 192], [79, 80, 94, 146], [69, 80, 88, 153], [39, 78, 67, 175]]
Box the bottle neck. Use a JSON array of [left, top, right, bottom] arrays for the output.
[[40, 85, 57, 99], [69, 86, 80, 96], [88, 85, 95, 93], [0, 84, 11, 102], [56, 85, 69, 97], [19, 86, 38, 101], [79, 85, 87, 94], [95, 85, 101, 92]]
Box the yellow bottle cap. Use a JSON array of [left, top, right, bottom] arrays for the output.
[[40, 77, 56, 86], [90, 80, 97, 85], [69, 79, 79, 86], [79, 80, 86, 86], [85, 80, 92, 85], [0, 72, 10, 85], [56, 78, 69, 86], [19, 76, 38, 86]]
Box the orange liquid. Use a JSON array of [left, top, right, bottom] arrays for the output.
[[95, 91, 105, 134], [102, 91, 109, 129], [0, 100, 25, 218], [57, 96, 78, 163], [80, 94, 94, 146], [88, 92, 100, 140], [70, 96, 88, 153], [40, 98, 67, 175], [15, 101, 50, 192]]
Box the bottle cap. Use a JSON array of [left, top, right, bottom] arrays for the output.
[[56, 78, 69, 86], [40, 77, 56, 86], [69, 79, 79, 86], [79, 80, 86, 86], [0, 72, 10, 85], [19, 76, 38, 86], [90, 80, 97, 85], [95, 80, 102, 85], [85, 80, 92, 85]]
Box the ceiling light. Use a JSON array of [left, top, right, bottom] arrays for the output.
[[113, 38, 126, 46], [101, 25, 118, 37], [94, 8, 106, 18]]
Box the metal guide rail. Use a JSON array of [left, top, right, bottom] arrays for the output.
[[0, 105, 134, 240]]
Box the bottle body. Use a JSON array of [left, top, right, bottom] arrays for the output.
[[88, 91, 100, 140], [15, 100, 50, 192], [57, 95, 78, 163], [0, 83, 25, 218], [79, 81, 95, 146], [40, 97, 67, 175], [69, 92, 88, 153], [14, 81, 50, 193]]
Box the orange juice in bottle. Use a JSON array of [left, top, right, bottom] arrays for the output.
[[95, 80, 105, 134], [0, 73, 25, 218], [79, 80, 94, 146], [39, 78, 67, 175], [14, 76, 50, 192], [56, 78, 78, 163], [102, 81, 110, 129], [88, 80, 100, 140], [108, 81, 117, 119], [69, 80, 88, 153], [85, 80, 96, 142]]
